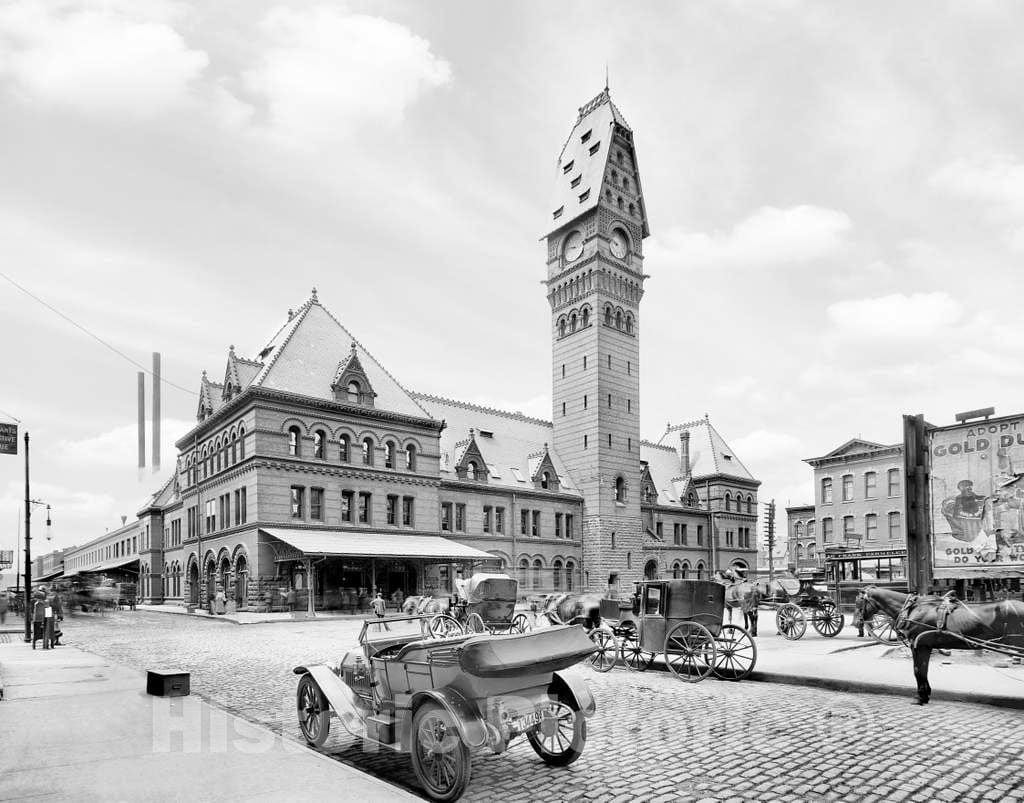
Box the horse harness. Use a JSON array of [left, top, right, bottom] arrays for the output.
[[896, 590, 1024, 654]]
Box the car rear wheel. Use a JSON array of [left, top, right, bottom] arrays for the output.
[[296, 674, 330, 748], [527, 700, 586, 766], [411, 703, 472, 802]]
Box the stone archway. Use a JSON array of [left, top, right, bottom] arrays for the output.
[[189, 561, 199, 604], [644, 559, 659, 581], [234, 554, 248, 609]]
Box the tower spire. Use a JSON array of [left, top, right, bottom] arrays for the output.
[[605, 63, 609, 93]]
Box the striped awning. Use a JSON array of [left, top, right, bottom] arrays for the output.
[[261, 528, 494, 561]]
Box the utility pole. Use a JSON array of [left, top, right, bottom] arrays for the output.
[[23, 432, 31, 642], [763, 499, 777, 585]]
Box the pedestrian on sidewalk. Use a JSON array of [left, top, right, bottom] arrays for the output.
[[31, 589, 51, 649], [371, 592, 387, 619], [286, 586, 297, 613], [49, 589, 64, 647]]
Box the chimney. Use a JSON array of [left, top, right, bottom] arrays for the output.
[[121, 515, 127, 526], [680, 430, 691, 476], [152, 352, 161, 473], [137, 372, 146, 470]]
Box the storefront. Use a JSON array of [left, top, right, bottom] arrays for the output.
[[260, 527, 498, 615]]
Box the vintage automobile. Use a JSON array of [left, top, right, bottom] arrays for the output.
[[293, 614, 597, 801]]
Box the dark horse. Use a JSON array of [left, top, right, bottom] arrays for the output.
[[858, 586, 1024, 705]]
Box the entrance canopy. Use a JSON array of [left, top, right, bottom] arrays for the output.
[[261, 528, 495, 561]]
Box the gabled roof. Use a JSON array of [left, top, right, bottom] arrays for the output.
[[547, 87, 649, 238], [245, 292, 431, 419], [412, 393, 579, 496], [529, 446, 560, 486], [656, 417, 757, 482], [330, 344, 376, 401], [824, 438, 890, 458], [804, 438, 902, 466], [454, 431, 489, 477], [638, 441, 688, 506], [222, 345, 263, 400], [197, 371, 224, 420]]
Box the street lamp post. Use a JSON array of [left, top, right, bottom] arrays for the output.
[[23, 431, 52, 641]]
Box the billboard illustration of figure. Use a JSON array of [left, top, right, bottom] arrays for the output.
[[930, 414, 1024, 573]]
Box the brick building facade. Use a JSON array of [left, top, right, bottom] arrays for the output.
[[83, 88, 760, 607]]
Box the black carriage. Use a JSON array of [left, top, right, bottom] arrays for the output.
[[763, 576, 845, 640], [442, 573, 530, 636], [592, 580, 757, 682]]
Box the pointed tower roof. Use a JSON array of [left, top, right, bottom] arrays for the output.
[[248, 292, 431, 419], [196, 370, 224, 421], [547, 87, 649, 238]]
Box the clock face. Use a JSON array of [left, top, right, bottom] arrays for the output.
[[564, 231, 583, 262], [610, 229, 628, 259]]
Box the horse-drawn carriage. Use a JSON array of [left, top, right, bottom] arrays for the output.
[[293, 614, 596, 801], [588, 579, 757, 682], [762, 576, 845, 640], [448, 574, 531, 635]]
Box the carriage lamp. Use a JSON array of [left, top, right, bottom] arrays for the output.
[[45, 505, 52, 540]]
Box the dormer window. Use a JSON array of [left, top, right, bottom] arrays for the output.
[[562, 160, 574, 173], [553, 206, 564, 220], [581, 129, 592, 143], [467, 461, 477, 480], [570, 175, 581, 188], [579, 189, 590, 203], [541, 471, 550, 490], [588, 142, 601, 156]]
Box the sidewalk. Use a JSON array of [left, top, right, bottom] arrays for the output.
[[744, 615, 1024, 709], [0, 640, 415, 802]]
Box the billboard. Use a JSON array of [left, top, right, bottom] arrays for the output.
[[929, 414, 1024, 574], [0, 423, 16, 455]]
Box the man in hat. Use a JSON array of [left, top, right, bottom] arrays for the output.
[[31, 588, 52, 649]]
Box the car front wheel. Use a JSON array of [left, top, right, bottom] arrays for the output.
[[411, 702, 472, 802]]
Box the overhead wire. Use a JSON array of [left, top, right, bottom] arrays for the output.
[[1, 271, 197, 396]]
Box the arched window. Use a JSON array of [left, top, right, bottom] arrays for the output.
[[362, 438, 374, 466], [628, 203, 635, 216], [202, 447, 209, 479], [807, 543, 816, 560], [681, 561, 690, 579], [725, 492, 732, 512], [559, 318, 566, 338], [686, 493, 696, 507], [626, 552, 632, 569], [570, 312, 577, 332], [385, 441, 395, 469], [625, 315, 633, 334], [615, 310, 623, 329], [288, 426, 300, 457], [796, 544, 804, 560], [313, 430, 325, 459], [642, 485, 654, 503], [553, 559, 563, 590], [347, 380, 360, 404], [795, 522, 804, 538], [518, 557, 529, 584], [239, 427, 246, 460], [747, 495, 753, 514], [604, 306, 612, 326], [582, 308, 590, 327], [617, 196, 624, 209], [405, 444, 417, 471], [215, 439, 221, 472], [565, 560, 575, 591], [339, 434, 350, 462], [532, 558, 542, 590], [615, 476, 626, 503], [696, 561, 705, 580], [231, 432, 237, 464], [541, 471, 549, 490], [672, 561, 682, 579], [467, 461, 476, 480]]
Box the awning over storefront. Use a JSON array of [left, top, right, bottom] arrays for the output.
[[34, 568, 64, 582], [261, 528, 495, 561], [79, 557, 139, 574]]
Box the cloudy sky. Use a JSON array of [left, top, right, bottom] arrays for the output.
[[2, 0, 1024, 568]]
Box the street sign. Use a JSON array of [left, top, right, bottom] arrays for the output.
[[0, 550, 12, 568], [0, 423, 16, 455]]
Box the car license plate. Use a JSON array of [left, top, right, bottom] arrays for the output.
[[511, 710, 543, 731]]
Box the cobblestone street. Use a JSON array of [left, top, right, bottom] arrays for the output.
[[62, 611, 1024, 802]]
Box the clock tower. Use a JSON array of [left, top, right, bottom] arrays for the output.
[[545, 88, 650, 593]]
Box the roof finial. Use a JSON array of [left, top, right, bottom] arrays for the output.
[[229, 344, 235, 354], [311, 286, 318, 303], [287, 308, 294, 321], [469, 428, 475, 437], [350, 341, 357, 354], [605, 63, 609, 94]]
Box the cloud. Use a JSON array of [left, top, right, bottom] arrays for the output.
[[731, 429, 804, 466], [243, 6, 451, 146], [825, 292, 964, 341], [649, 205, 851, 270], [0, 480, 119, 536], [930, 155, 1024, 215], [57, 418, 194, 470], [0, 1, 208, 118]]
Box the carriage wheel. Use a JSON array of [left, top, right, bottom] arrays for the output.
[[526, 699, 587, 766], [411, 702, 472, 802], [509, 613, 531, 634], [296, 674, 331, 748], [664, 622, 716, 682], [811, 601, 845, 638], [865, 613, 901, 645], [428, 614, 464, 638], [465, 613, 487, 634], [618, 624, 654, 672], [587, 630, 617, 673], [712, 624, 758, 681], [775, 604, 806, 640]]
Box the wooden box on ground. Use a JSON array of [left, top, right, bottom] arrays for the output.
[[146, 669, 190, 697]]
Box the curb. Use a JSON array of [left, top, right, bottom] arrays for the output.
[[137, 607, 368, 626], [748, 670, 1024, 710]]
